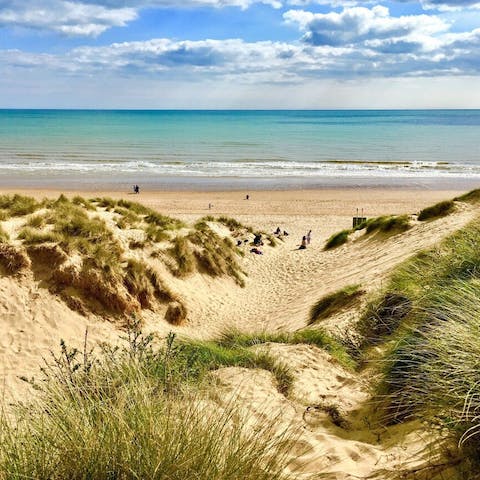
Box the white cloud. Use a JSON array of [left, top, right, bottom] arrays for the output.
[[284, 6, 448, 48], [0, 0, 282, 36], [0, 0, 137, 36]]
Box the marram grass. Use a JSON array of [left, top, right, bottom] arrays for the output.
[[357, 216, 480, 465], [0, 332, 299, 480]]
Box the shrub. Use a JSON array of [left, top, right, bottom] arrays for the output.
[[309, 285, 364, 324], [418, 200, 455, 221], [324, 230, 350, 250]]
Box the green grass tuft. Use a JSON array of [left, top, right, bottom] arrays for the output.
[[219, 328, 355, 370], [309, 285, 364, 324], [454, 188, 480, 203], [0, 194, 41, 217], [324, 230, 350, 250], [365, 215, 411, 234], [418, 200, 455, 221]]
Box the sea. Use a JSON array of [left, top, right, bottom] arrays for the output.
[[1, 109, 480, 190]]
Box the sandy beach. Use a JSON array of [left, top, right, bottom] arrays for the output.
[[1, 185, 477, 479]]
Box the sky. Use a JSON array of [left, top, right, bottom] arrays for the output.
[[1, 0, 480, 108]]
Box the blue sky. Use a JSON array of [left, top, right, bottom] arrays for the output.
[[1, 0, 480, 108]]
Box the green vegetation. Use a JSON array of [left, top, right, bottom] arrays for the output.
[[324, 229, 350, 250], [325, 214, 412, 250], [26, 214, 46, 229], [189, 222, 245, 286], [356, 217, 480, 463], [454, 188, 480, 203], [418, 200, 455, 221], [0, 332, 296, 480], [364, 215, 411, 234], [219, 328, 355, 370], [0, 195, 247, 318], [309, 285, 364, 325], [0, 194, 41, 217]]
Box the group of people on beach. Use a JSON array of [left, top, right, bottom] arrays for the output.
[[299, 230, 312, 250]]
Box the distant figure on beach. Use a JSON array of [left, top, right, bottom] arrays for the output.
[[250, 247, 263, 255], [133, 184, 140, 194], [299, 236, 307, 250], [253, 234, 263, 246], [274, 227, 281, 235], [246, 194, 250, 200], [209, 203, 213, 210], [283, 230, 289, 236], [306, 230, 312, 244]]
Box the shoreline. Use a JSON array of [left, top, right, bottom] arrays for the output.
[[0, 175, 479, 193]]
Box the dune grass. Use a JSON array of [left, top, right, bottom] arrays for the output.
[[0, 194, 41, 217], [0, 332, 297, 480], [364, 215, 411, 234], [324, 229, 350, 250], [0, 244, 30, 274], [354, 216, 480, 465], [219, 328, 355, 370], [309, 285, 364, 325], [454, 188, 480, 203], [418, 200, 455, 221], [169, 235, 196, 277]]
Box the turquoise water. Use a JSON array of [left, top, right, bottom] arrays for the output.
[[1, 110, 480, 188]]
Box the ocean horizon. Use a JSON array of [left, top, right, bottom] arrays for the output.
[[1, 109, 480, 190]]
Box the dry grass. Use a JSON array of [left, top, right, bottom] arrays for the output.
[[169, 235, 196, 277], [0, 244, 30, 274]]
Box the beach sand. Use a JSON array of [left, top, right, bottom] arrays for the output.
[[0, 185, 476, 479]]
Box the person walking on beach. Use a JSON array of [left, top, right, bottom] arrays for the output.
[[306, 230, 312, 245]]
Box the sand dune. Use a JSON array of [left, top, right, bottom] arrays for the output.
[[0, 187, 475, 478]]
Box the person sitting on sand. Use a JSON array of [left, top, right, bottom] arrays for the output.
[[299, 236, 307, 250], [274, 227, 281, 235], [250, 247, 263, 255], [253, 234, 263, 246], [283, 230, 289, 236]]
